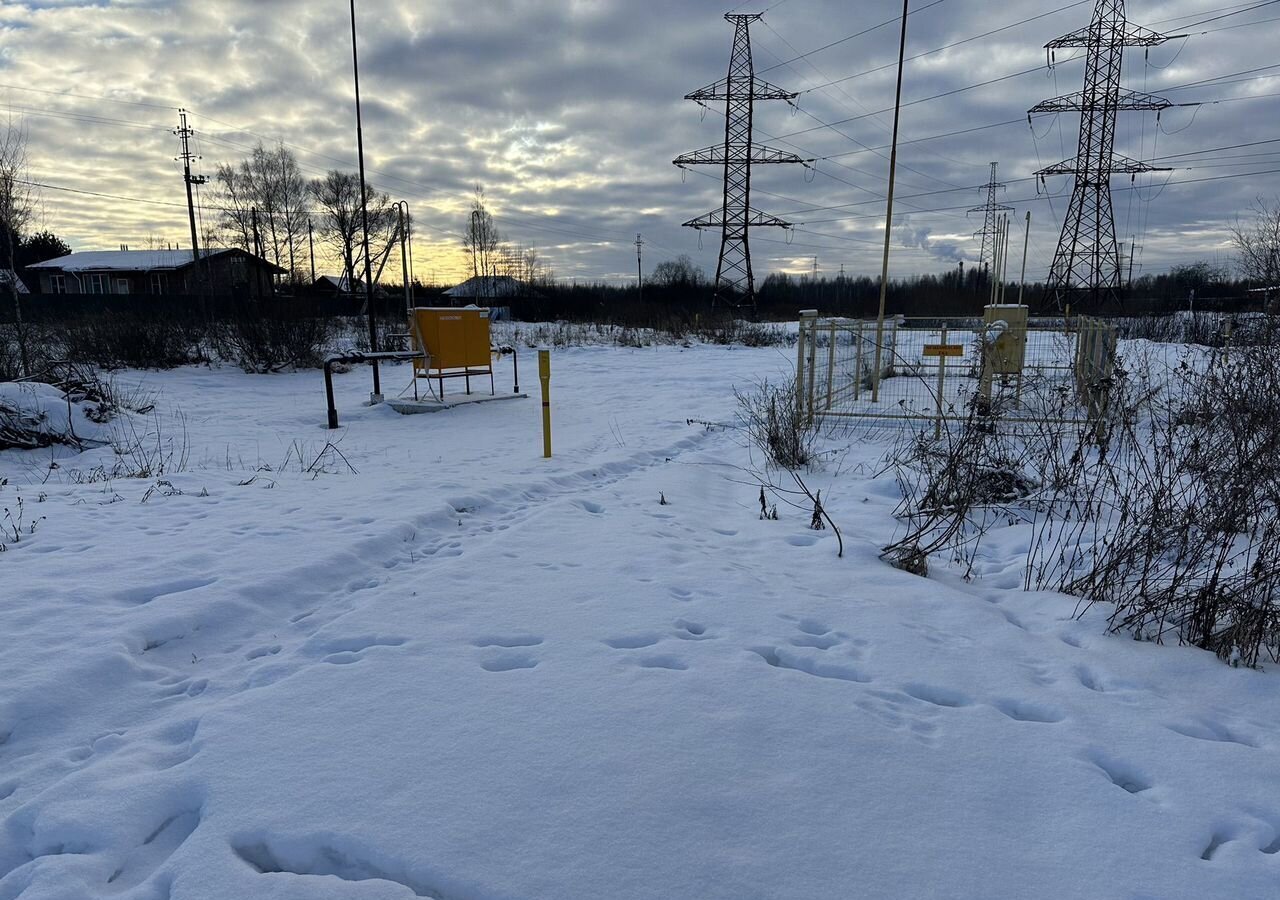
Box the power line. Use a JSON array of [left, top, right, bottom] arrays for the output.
[[0, 82, 177, 111], [795, 0, 1093, 96], [1178, 0, 1280, 30], [788, 166, 1280, 229], [754, 0, 951, 75], [776, 59, 1081, 142]]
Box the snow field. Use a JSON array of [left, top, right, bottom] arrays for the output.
[[0, 344, 1278, 899]]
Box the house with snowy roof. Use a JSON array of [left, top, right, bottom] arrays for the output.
[[312, 274, 365, 295], [26, 248, 285, 298], [444, 275, 527, 301]]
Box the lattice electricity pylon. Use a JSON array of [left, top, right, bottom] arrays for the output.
[[674, 13, 809, 313], [968, 162, 1012, 272], [1029, 0, 1174, 311]]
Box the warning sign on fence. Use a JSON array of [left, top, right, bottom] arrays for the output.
[[922, 344, 965, 358]]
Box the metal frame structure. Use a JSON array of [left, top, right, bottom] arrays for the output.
[[795, 312, 1119, 429], [1031, 0, 1173, 311], [675, 14, 807, 314], [969, 162, 1012, 273]]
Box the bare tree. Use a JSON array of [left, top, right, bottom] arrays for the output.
[[651, 255, 705, 288], [1230, 197, 1280, 311], [213, 160, 255, 253], [213, 143, 309, 283], [0, 118, 33, 375], [308, 169, 398, 291], [463, 185, 503, 296]]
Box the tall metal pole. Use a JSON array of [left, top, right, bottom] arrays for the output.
[[470, 209, 481, 283], [989, 215, 1000, 306], [872, 0, 910, 403], [1000, 214, 1011, 304], [404, 202, 415, 307], [1018, 210, 1031, 306], [397, 201, 411, 317], [350, 0, 380, 400]]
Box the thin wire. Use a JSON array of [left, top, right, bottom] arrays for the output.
[[795, 0, 1092, 95], [0, 82, 178, 111], [755, 0, 950, 75], [1179, 0, 1280, 30]]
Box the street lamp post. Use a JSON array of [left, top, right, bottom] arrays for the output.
[[349, 0, 380, 401], [395, 200, 414, 317]]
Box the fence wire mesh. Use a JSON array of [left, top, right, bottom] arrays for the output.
[[796, 314, 1118, 428]]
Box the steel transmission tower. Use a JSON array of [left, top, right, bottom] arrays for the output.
[[969, 162, 1012, 274], [674, 14, 807, 313], [1030, 0, 1174, 310]]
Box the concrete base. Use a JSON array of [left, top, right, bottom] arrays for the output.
[[387, 393, 529, 415]]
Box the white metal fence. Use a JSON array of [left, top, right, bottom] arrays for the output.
[[796, 313, 1118, 429]]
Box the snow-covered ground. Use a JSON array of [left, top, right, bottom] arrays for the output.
[[1, 344, 1278, 899]]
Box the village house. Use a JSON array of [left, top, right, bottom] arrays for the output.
[[25, 248, 284, 298]]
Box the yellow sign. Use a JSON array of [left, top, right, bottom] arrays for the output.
[[922, 344, 965, 358]]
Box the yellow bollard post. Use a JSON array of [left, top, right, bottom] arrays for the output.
[[538, 349, 552, 458]]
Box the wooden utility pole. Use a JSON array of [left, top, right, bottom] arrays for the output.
[[635, 233, 644, 301], [175, 110, 208, 292], [308, 217, 316, 285]]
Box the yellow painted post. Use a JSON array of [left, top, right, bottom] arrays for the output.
[[538, 349, 552, 458]]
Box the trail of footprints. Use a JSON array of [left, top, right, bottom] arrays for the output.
[[599, 617, 719, 672]]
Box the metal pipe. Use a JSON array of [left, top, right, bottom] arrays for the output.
[[1018, 210, 1031, 306], [405, 206, 415, 307], [1000, 214, 1010, 304], [325, 350, 421, 428]]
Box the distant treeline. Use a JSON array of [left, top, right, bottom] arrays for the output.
[[3, 261, 1262, 333], [505, 263, 1264, 323]]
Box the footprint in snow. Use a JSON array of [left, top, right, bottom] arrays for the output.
[[635, 654, 687, 671], [673, 619, 713, 640], [473, 634, 543, 648], [604, 634, 662, 649], [481, 653, 539, 672]]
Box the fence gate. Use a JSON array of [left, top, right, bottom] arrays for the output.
[[796, 311, 1118, 429]]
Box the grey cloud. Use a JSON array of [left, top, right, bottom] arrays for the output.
[[2, 0, 1274, 285]]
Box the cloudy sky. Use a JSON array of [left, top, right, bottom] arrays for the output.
[[1, 0, 1277, 286]]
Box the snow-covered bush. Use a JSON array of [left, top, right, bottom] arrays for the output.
[[0, 381, 97, 450]]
